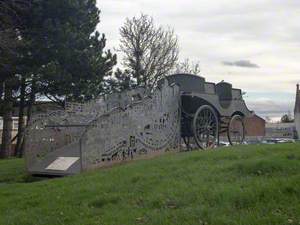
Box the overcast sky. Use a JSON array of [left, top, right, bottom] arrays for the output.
[[96, 0, 300, 121]]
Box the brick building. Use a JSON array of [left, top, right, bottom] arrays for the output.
[[244, 114, 266, 142]]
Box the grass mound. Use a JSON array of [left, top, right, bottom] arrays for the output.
[[0, 143, 300, 225]]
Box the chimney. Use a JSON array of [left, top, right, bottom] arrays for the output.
[[297, 83, 299, 91]]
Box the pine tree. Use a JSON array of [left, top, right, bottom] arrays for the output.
[[1, 0, 117, 158], [21, 0, 117, 105]]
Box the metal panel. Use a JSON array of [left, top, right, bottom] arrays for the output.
[[80, 81, 181, 170], [25, 80, 181, 175], [164, 74, 205, 93], [216, 82, 232, 101]]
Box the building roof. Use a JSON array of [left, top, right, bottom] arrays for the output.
[[252, 114, 266, 122], [266, 122, 295, 129], [244, 114, 266, 125], [295, 84, 300, 114], [0, 101, 62, 117]]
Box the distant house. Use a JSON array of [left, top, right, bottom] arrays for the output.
[[218, 114, 265, 143], [0, 117, 24, 156], [0, 117, 22, 141], [265, 122, 296, 139], [244, 114, 266, 142], [0, 101, 62, 156], [295, 84, 300, 139]]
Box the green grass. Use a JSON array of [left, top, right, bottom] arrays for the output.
[[1, 144, 300, 225], [0, 158, 27, 183]]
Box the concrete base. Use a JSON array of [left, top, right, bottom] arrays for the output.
[[28, 142, 81, 176]]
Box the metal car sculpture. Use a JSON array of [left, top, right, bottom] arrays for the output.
[[25, 73, 252, 176], [162, 74, 253, 149]]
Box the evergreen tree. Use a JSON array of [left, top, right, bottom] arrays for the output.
[[106, 68, 135, 93], [1, 0, 117, 158], [22, 0, 117, 105], [0, 0, 29, 158]]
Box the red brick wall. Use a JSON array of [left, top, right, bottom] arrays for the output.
[[244, 115, 266, 137]]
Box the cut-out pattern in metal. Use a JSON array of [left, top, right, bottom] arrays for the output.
[[25, 80, 180, 175], [162, 74, 253, 150], [25, 74, 253, 176], [80, 81, 180, 170]]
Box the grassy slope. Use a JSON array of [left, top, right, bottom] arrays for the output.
[[0, 144, 300, 225]]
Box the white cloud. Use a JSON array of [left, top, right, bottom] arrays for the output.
[[97, 0, 300, 119], [223, 60, 259, 68]]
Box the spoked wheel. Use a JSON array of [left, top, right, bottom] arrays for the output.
[[192, 105, 219, 149], [227, 114, 245, 145]]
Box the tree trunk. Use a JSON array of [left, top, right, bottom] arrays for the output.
[[15, 76, 26, 157], [0, 81, 3, 100], [0, 80, 3, 116], [0, 81, 13, 158], [21, 80, 36, 157], [26, 80, 36, 124]]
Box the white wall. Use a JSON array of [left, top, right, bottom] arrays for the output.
[[295, 113, 300, 139]]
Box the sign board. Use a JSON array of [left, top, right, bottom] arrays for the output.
[[46, 157, 79, 171]]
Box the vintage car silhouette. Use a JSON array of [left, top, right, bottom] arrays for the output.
[[162, 74, 253, 149]]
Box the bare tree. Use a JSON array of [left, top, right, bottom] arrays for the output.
[[172, 58, 201, 75], [281, 111, 294, 123], [119, 14, 179, 89], [265, 116, 272, 123]]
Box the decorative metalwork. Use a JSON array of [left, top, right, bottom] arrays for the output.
[[25, 110, 89, 172], [80, 81, 181, 170], [25, 74, 253, 176], [227, 115, 245, 145], [192, 105, 219, 149], [25, 80, 181, 174], [164, 74, 252, 150]]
